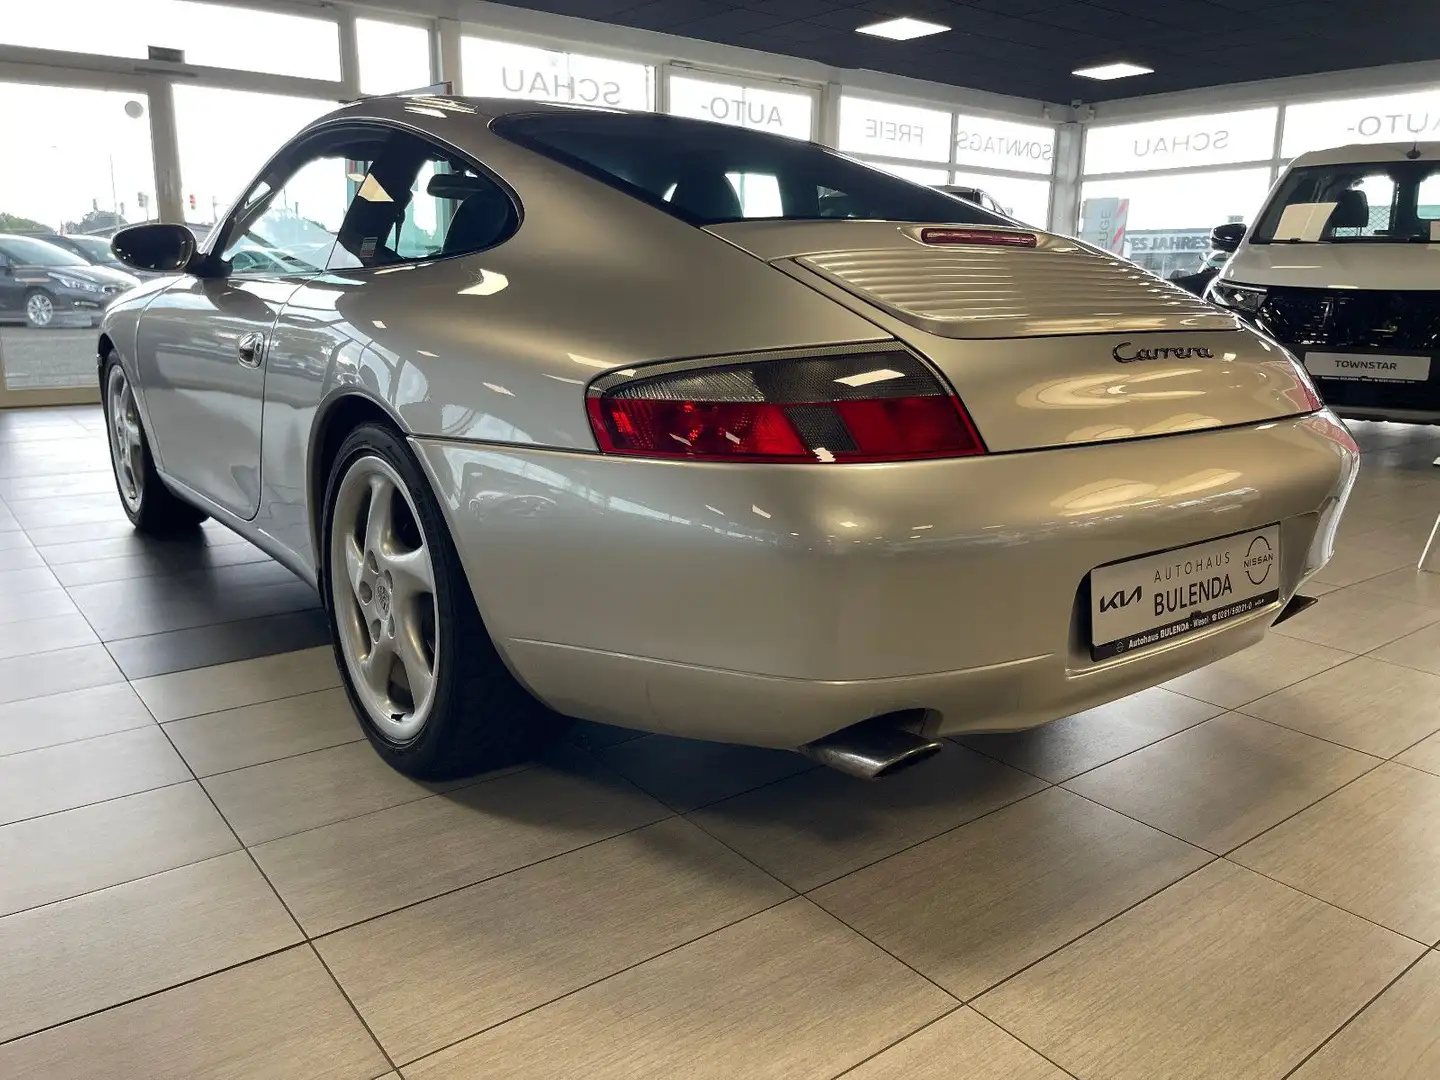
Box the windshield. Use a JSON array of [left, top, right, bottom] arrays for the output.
[[1253, 160, 1440, 243], [0, 236, 89, 267], [494, 111, 1003, 227], [65, 236, 115, 261]]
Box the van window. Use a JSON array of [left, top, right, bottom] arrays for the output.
[[1253, 159, 1440, 243]]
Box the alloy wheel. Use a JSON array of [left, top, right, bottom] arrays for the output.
[[329, 455, 440, 742], [26, 293, 54, 328], [105, 364, 145, 514]]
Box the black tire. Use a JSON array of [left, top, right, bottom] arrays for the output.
[[101, 354, 209, 534], [321, 422, 565, 780], [24, 289, 57, 329]]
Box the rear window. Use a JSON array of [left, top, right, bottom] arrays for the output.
[[493, 111, 1003, 227], [1253, 159, 1440, 243]]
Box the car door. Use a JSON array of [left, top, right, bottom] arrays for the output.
[[135, 126, 385, 519], [0, 249, 19, 318]]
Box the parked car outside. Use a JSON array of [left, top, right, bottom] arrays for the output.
[[0, 233, 140, 328]]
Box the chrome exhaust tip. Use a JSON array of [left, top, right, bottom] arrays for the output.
[[799, 716, 943, 780]]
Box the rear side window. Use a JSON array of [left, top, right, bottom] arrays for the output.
[[494, 111, 1003, 227]]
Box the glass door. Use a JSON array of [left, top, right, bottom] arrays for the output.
[[0, 78, 158, 405]]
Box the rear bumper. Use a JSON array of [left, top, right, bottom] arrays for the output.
[[414, 412, 1358, 747]]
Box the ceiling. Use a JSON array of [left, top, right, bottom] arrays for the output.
[[490, 0, 1440, 103]]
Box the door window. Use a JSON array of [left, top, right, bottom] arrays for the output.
[[221, 141, 377, 275]]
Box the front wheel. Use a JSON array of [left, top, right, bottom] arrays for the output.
[[322, 423, 564, 780], [103, 356, 209, 534], [24, 290, 55, 329]]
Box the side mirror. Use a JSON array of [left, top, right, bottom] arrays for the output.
[[111, 223, 198, 274], [1210, 222, 1246, 253]]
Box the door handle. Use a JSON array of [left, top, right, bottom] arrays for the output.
[[236, 331, 265, 368]]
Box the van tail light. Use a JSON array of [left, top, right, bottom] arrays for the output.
[[586, 349, 986, 463]]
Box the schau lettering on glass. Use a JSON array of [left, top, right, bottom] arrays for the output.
[[461, 37, 654, 111], [1282, 89, 1440, 157], [1084, 107, 1278, 175], [953, 114, 1056, 175]]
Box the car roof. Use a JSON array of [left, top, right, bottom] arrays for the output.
[[1287, 141, 1440, 167]]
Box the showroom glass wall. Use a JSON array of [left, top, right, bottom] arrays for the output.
[[1077, 86, 1440, 280]]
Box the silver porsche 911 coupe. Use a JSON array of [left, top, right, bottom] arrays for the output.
[[101, 95, 1358, 782]]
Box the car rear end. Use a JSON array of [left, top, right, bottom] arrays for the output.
[[415, 107, 1358, 748]]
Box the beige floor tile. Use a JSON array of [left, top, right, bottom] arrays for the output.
[[964, 687, 1223, 783], [256, 753, 670, 935], [1232, 763, 1440, 942], [1162, 634, 1353, 710], [0, 850, 302, 1044], [1348, 566, 1440, 608], [813, 788, 1208, 999], [1311, 543, 1414, 588], [1370, 619, 1440, 678], [0, 642, 122, 704], [164, 688, 362, 777], [1290, 951, 1440, 1079], [319, 817, 790, 1063], [0, 782, 238, 917], [691, 747, 1044, 892], [974, 861, 1422, 1080], [403, 898, 954, 1080], [0, 946, 388, 1080], [1301, 580, 1341, 596], [0, 682, 155, 757], [844, 1008, 1069, 1080], [596, 733, 815, 812], [202, 740, 451, 845], [0, 612, 98, 661], [0, 725, 191, 827], [1272, 587, 1440, 653], [1241, 656, 1440, 757], [1396, 728, 1440, 776], [1065, 714, 1378, 853], [131, 647, 341, 723], [0, 587, 79, 625]]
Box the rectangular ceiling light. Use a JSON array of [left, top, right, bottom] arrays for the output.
[[856, 17, 949, 40], [1073, 62, 1154, 80]]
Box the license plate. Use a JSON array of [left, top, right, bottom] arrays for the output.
[[1090, 526, 1281, 661], [1304, 352, 1432, 383]]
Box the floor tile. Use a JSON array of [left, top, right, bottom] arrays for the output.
[[1311, 543, 1415, 588], [0, 946, 388, 1080], [164, 688, 361, 777], [596, 733, 815, 812], [0, 643, 123, 705], [1241, 656, 1440, 757], [0, 587, 78, 625], [1272, 586, 1440, 653], [201, 740, 452, 845], [319, 818, 790, 1063], [0, 682, 155, 758], [255, 752, 670, 935], [1347, 566, 1440, 608], [0, 782, 238, 917], [1232, 762, 1440, 942], [1161, 634, 1353, 710], [402, 898, 955, 1080], [844, 1008, 1069, 1080], [974, 861, 1422, 1080], [48, 540, 270, 587], [1396, 728, 1440, 776], [0, 850, 302, 1044], [1370, 619, 1440, 678], [0, 612, 98, 661], [108, 608, 333, 679], [691, 746, 1045, 891], [964, 687, 1223, 783], [1065, 713, 1378, 853], [813, 788, 1209, 999], [131, 646, 340, 722], [5, 492, 139, 530], [0, 725, 191, 827], [0, 565, 60, 596], [1290, 951, 1440, 1079], [565, 718, 647, 752]]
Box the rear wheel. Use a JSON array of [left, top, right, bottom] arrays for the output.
[[322, 423, 564, 779], [103, 357, 209, 534]]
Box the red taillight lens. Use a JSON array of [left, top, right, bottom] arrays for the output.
[[920, 227, 1038, 247], [586, 350, 986, 463]]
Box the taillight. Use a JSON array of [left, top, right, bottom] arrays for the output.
[[586, 349, 986, 463], [920, 227, 1037, 248]]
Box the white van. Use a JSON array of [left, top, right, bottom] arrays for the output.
[[1206, 141, 1440, 423]]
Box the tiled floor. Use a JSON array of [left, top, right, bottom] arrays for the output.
[[3, 405, 1440, 1079]]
